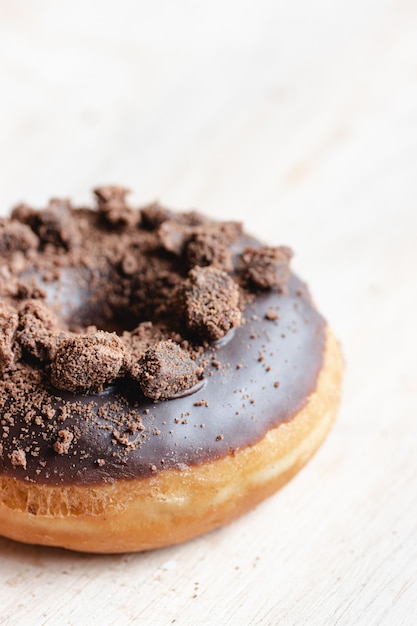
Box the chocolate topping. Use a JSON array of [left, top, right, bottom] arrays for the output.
[[10, 449, 27, 469], [12, 199, 75, 250], [0, 303, 19, 372], [53, 429, 74, 455], [135, 340, 204, 400], [241, 245, 293, 290], [158, 220, 191, 256], [140, 202, 173, 230], [17, 300, 61, 362], [186, 232, 233, 271], [0, 188, 326, 486], [94, 185, 139, 228], [182, 267, 241, 340], [50, 332, 126, 394], [0, 220, 39, 257]]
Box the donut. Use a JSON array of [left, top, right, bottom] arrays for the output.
[[0, 186, 343, 553]]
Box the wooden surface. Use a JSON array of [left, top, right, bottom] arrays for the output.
[[0, 1, 416, 624]]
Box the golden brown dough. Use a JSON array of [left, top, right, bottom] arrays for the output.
[[0, 327, 342, 553]]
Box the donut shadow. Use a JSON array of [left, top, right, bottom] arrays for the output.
[[0, 532, 190, 565], [0, 535, 116, 564]]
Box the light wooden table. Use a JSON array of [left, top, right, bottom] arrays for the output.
[[0, 1, 416, 624]]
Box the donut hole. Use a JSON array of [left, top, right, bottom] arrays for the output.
[[66, 301, 140, 335], [38, 267, 142, 335]]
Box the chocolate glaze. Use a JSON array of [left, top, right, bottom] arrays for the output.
[[0, 191, 326, 486], [0, 273, 325, 485]]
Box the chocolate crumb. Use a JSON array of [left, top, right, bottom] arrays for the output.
[[193, 399, 209, 407], [186, 232, 233, 271], [241, 246, 293, 290], [182, 267, 241, 340], [141, 202, 172, 229], [0, 303, 19, 372], [50, 332, 126, 394], [11, 449, 27, 469], [53, 429, 74, 455], [0, 220, 39, 256], [15, 199, 75, 249], [135, 340, 204, 401], [265, 309, 279, 321], [94, 185, 139, 227], [120, 252, 140, 276], [17, 300, 62, 362], [158, 220, 190, 255]]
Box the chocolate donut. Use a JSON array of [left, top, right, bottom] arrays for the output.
[[0, 187, 343, 552]]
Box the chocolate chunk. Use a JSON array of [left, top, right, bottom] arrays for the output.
[[0, 303, 19, 372], [158, 220, 190, 255], [34, 199, 76, 249], [217, 221, 244, 243], [94, 185, 130, 203], [135, 340, 203, 400], [0, 220, 39, 257], [50, 331, 126, 394], [122, 321, 165, 365], [13, 199, 76, 250], [140, 202, 172, 230], [183, 267, 241, 340], [241, 246, 293, 290], [94, 185, 139, 227], [186, 232, 233, 271], [17, 300, 61, 362], [10, 203, 34, 224]]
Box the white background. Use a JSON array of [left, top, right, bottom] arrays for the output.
[[0, 1, 416, 624]]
